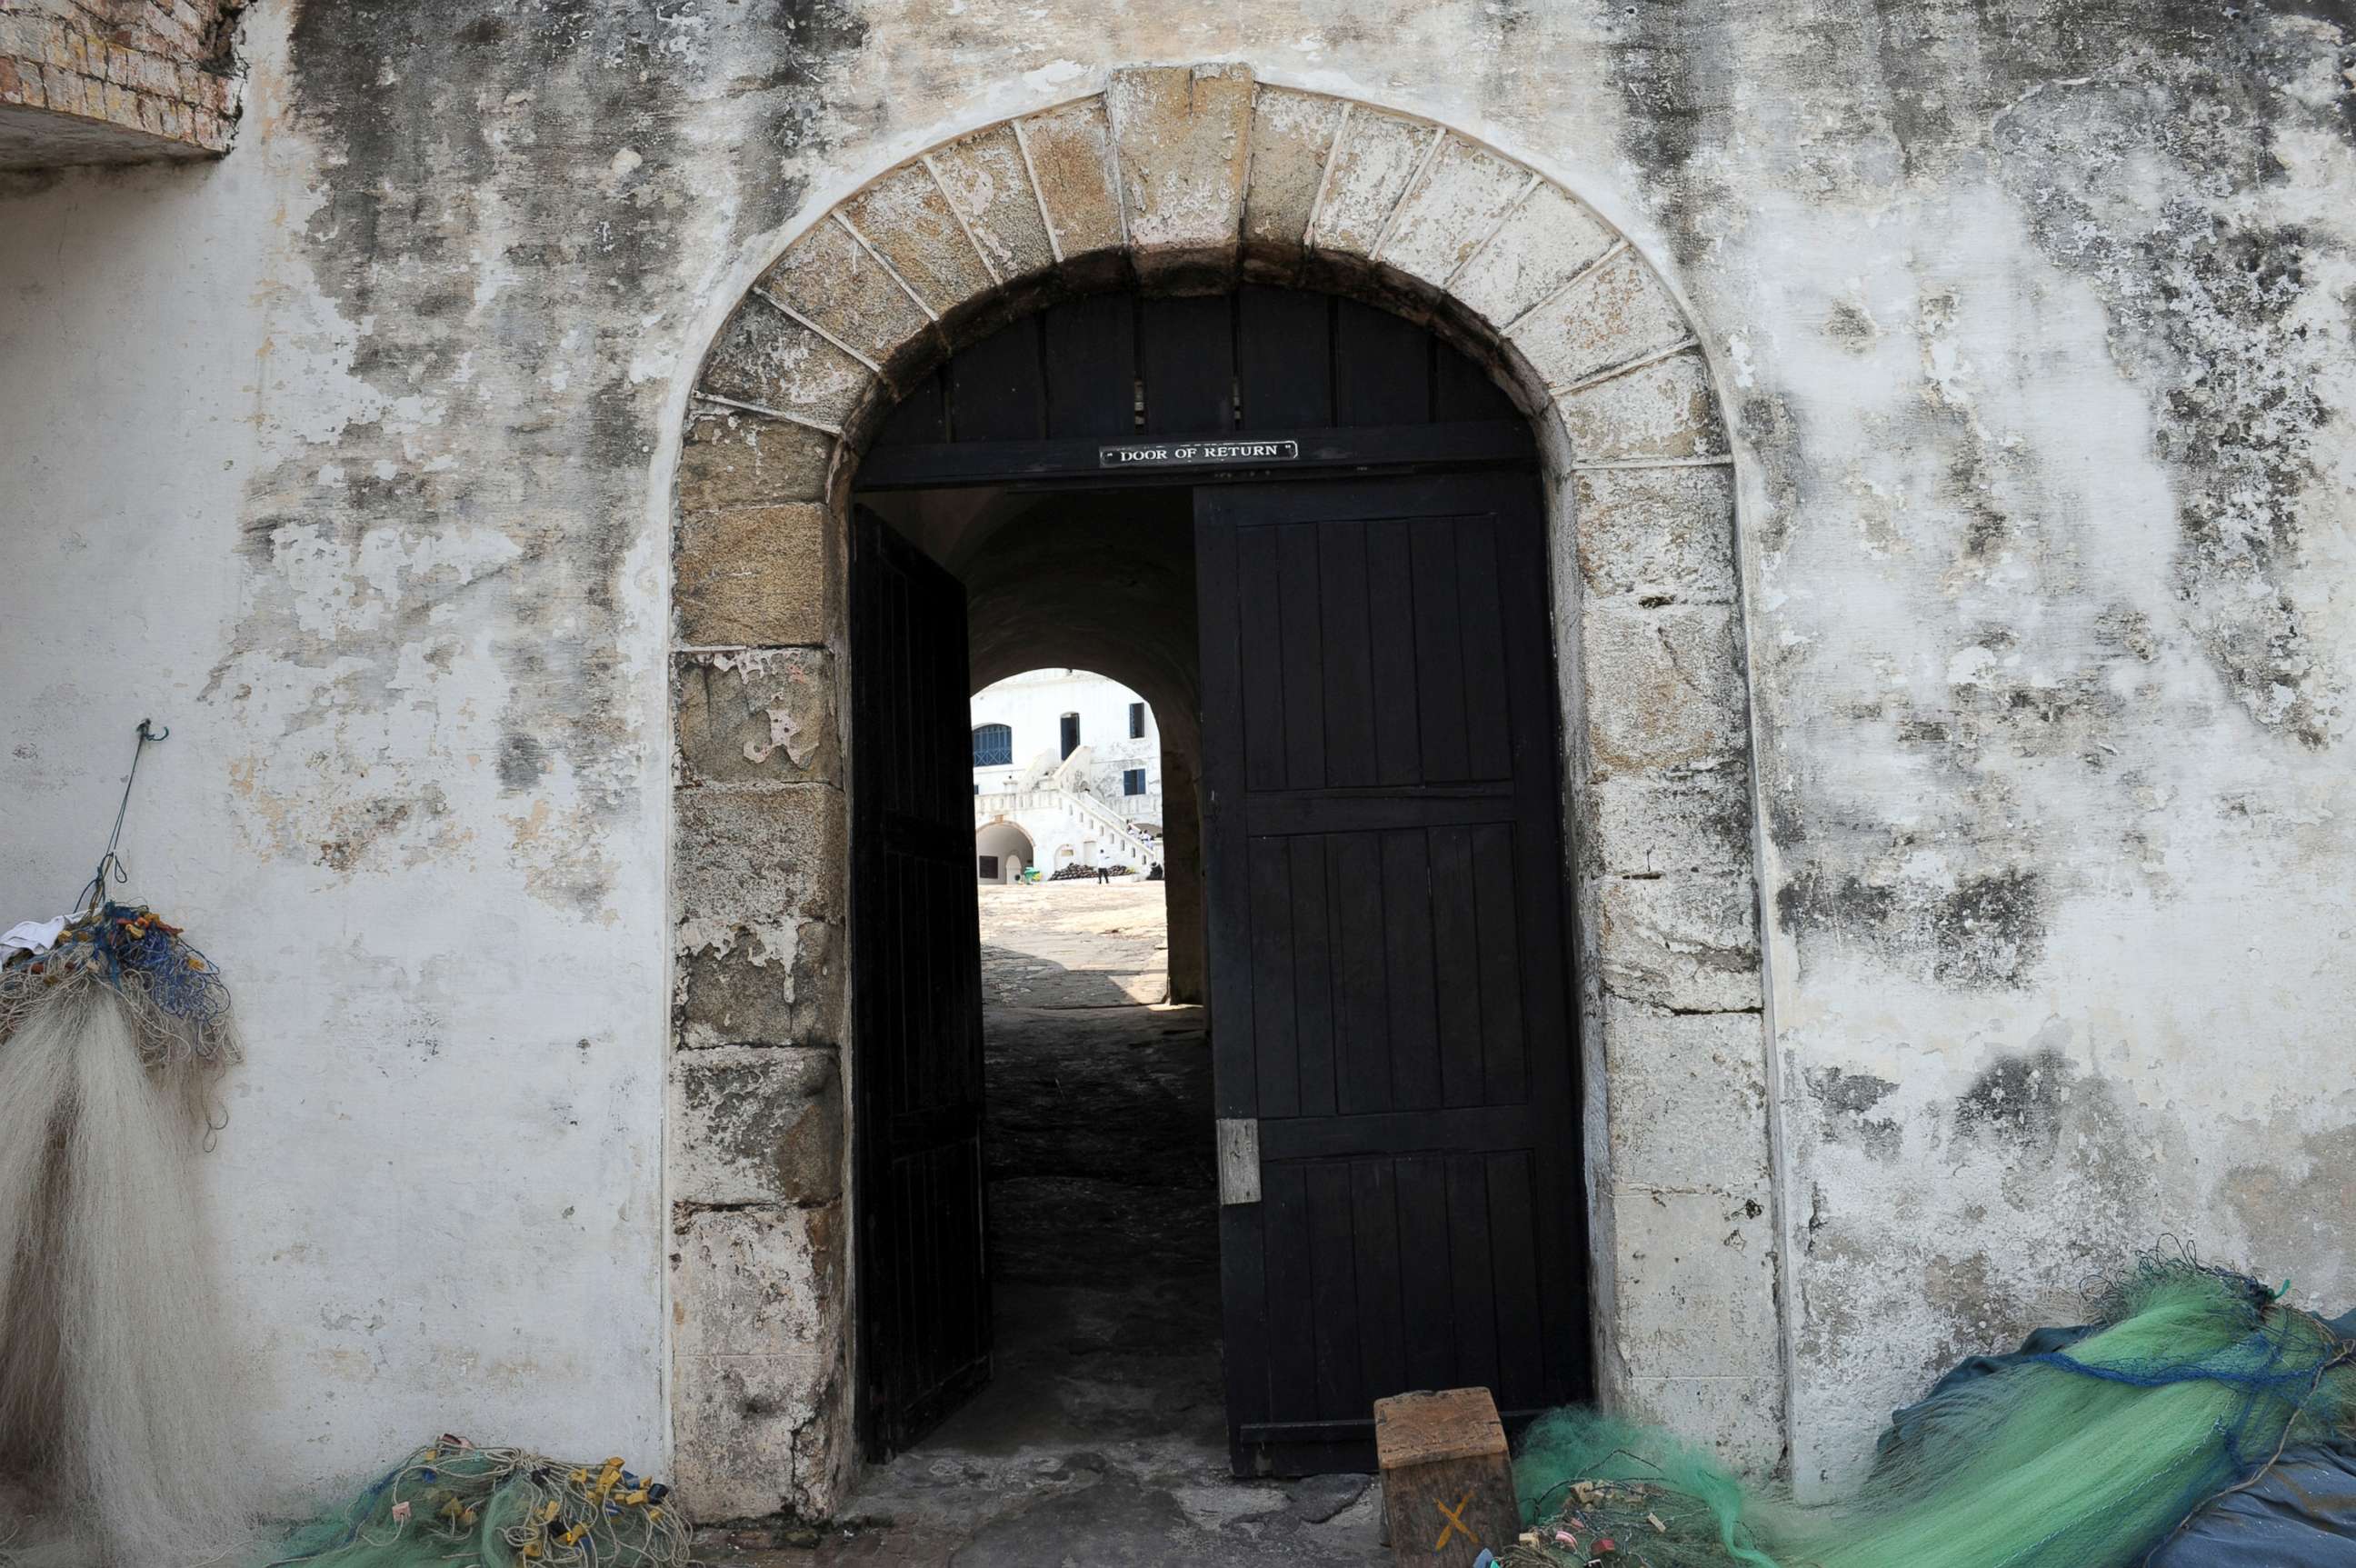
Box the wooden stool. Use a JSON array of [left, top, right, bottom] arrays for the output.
[[1374, 1387, 1518, 1566]]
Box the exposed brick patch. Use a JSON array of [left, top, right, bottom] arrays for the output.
[[0, 0, 243, 169]]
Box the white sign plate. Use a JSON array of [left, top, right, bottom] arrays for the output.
[[1099, 438, 1300, 470]]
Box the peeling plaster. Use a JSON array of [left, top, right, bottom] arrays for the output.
[[2, 0, 2351, 1521]]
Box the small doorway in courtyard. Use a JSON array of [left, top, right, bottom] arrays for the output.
[[846, 289, 1588, 1542]]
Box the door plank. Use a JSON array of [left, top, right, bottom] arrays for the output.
[[1429, 824, 1488, 1110], [1237, 526, 1289, 794], [1237, 286, 1333, 429], [1444, 1153, 1501, 1397], [1394, 1155, 1458, 1392], [1364, 518, 1423, 787], [1329, 833, 1393, 1118], [1380, 828, 1444, 1113], [950, 315, 1046, 441], [1143, 294, 1235, 434], [1249, 837, 1303, 1119], [1263, 1164, 1319, 1424], [1350, 1160, 1409, 1403], [1471, 825, 1528, 1105], [1043, 292, 1138, 439], [1454, 515, 1515, 782], [1408, 516, 1472, 783], [1276, 524, 1327, 791], [1485, 1150, 1546, 1413], [1316, 521, 1378, 789], [1335, 298, 1432, 426], [1221, 1200, 1273, 1473], [1289, 835, 1339, 1119], [1307, 1162, 1365, 1421], [1435, 347, 1517, 424]]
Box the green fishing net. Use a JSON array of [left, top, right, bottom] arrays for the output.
[[1509, 1413, 1779, 1568], [253, 1441, 689, 1568], [1506, 1254, 2356, 1568]]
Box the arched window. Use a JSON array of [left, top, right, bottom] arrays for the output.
[[972, 724, 1012, 768]]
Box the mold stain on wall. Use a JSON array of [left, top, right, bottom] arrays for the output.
[[214, 1, 872, 913]]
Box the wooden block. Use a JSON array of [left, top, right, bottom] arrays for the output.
[[1375, 1387, 1518, 1567]]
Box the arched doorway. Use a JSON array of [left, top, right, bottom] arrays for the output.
[[667, 63, 1773, 1523], [851, 286, 1568, 1483], [973, 820, 1032, 881]]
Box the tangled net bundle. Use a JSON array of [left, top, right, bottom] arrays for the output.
[[0, 903, 238, 1073], [1507, 1251, 2356, 1568], [259, 1440, 691, 1568]]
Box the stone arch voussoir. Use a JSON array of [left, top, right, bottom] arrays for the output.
[[667, 61, 1776, 1523]]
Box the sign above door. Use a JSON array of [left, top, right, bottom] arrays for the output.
[[1100, 439, 1300, 470]]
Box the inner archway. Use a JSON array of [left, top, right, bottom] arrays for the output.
[[973, 818, 1032, 882], [666, 63, 1772, 1527]]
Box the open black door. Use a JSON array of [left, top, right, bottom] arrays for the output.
[[852, 507, 991, 1460], [1197, 472, 1589, 1477]]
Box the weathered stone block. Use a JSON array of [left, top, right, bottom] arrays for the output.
[[1307, 107, 1434, 259], [1581, 603, 1749, 775], [1585, 770, 1754, 877], [677, 917, 844, 1052], [674, 503, 829, 648], [674, 784, 846, 944], [1556, 348, 1729, 463], [1018, 95, 1124, 263], [1618, 1373, 1784, 1474], [1572, 464, 1738, 604], [1452, 182, 1619, 329], [699, 300, 874, 431], [671, 1045, 844, 1205], [1512, 245, 1692, 394], [927, 123, 1056, 282], [839, 159, 996, 314], [1602, 998, 1771, 1190], [1241, 85, 1344, 267], [1598, 874, 1763, 1013], [1108, 62, 1253, 281], [676, 649, 838, 788], [670, 1203, 845, 1519], [1380, 135, 1532, 289], [677, 408, 834, 512], [758, 217, 933, 375], [1608, 1183, 1779, 1374]]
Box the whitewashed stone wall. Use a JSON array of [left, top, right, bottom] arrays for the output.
[[0, 0, 2347, 1526]]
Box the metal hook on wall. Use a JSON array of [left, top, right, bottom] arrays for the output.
[[79, 719, 170, 913]]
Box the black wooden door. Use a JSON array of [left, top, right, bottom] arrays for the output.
[[852, 508, 991, 1459], [1196, 472, 1588, 1476]]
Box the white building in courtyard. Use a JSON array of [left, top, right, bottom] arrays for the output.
[[972, 669, 1162, 881]]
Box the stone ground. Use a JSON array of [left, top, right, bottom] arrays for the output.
[[975, 880, 1173, 1008], [705, 880, 1385, 1565]]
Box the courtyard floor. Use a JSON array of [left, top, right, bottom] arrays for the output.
[[709, 880, 1385, 1565]]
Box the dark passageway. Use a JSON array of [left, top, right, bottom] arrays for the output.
[[838, 283, 1572, 1561], [833, 884, 1382, 1565]]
